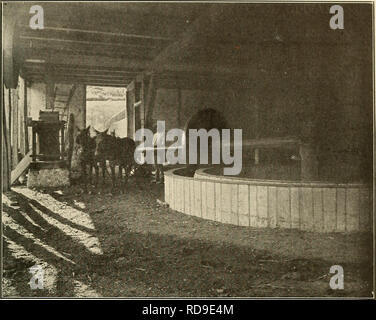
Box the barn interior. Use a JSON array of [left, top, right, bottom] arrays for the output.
[[3, 2, 373, 188], [2, 1, 374, 298]]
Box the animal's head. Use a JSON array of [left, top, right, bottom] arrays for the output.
[[93, 128, 110, 159], [76, 126, 91, 146]]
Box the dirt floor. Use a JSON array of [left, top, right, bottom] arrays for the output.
[[2, 177, 373, 298]]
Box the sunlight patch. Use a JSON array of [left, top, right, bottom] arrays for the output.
[[4, 236, 59, 294], [29, 203, 103, 255], [73, 280, 101, 297], [15, 188, 95, 231], [3, 214, 75, 265]]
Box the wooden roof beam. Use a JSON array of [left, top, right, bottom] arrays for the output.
[[23, 63, 141, 74], [19, 24, 175, 42], [23, 52, 251, 77], [19, 35, 161, 49], [28, 77, 128, 87]]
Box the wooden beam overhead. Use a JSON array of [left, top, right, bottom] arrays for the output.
[[23, 63, 141, 74], [14, 3, 195, 41], [21, 46, 155, 61], [25, 72, 130, 80], [19, 24, 175, 42], [26, 74, 132, 82], [22, 50, 252, 80], [20, 35, 161, 49], [28, 78, 128, 87]]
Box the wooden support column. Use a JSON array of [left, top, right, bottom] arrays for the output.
[[140, 75, 145, 129], [60, 125, 65, 160], [32, 127, 37, 159], [126, 81, 135, 138], [144, 74, 156, 130], [18, 82, 24, 156], [11, 89, 19, 169], [3, 19, 20, 89], [46, 81, 56, 110], [24, 80, 29, 153], [2, 86, 11, 191]]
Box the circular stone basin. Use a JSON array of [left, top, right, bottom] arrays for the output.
[[164, 167, 372, 233]]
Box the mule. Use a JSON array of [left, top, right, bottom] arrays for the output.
[[93, 129, 136, 191], [75, 126, 103, 191]]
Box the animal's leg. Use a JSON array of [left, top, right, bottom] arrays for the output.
[[89, 163, 93, 185], [118, 165, 124, 191], [110, 162, 116, 192], [124, 163, 130, 184], [81, 162, 87, 193], [94, 163, 99, 186], [102, 161, 106, 185], [99, 161, 106, 193]]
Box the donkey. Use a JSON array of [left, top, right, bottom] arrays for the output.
[[93, 129, 136, 192], [75, 126, 102, 192]]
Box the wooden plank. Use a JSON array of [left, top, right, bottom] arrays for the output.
[[257, 186, 268, 227], [231, 184, 239, 225], [238, 184, 249, 227], [215, 182, 221, 222], [11, 89, 19, 170], [189, 179, 194, 216], [164, 176, 169, 204], [346, 188, 360, 232], [144, 74, 156, 129], [25, 51, 251, 76], [24, 80, 29, 153], [336, 188, 346, 232], [249, 185, 257, 227], [277, 187, 291, 229], [291, 187, 300, 229], [184, 178, 190, 214], [268, 186, 277, 228], [194, 180, 202, 218], [179, 179, 185, 213], [323, 188, 337, 232], [301, 188, 314, 231], [313, 188, 324, 232], [201, 181, 207, 219], [206, 182, 215, 220], [359, 188, 371, 231], [221, 184, 232, 224], [11, 150, 32, 185], [2, 87, 11, 191], [19, 24, 175, 41]]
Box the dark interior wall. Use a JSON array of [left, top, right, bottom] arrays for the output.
[[145, 3, 373, 180], [150, 38, 372, 180]]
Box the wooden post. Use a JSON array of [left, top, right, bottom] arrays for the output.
[[32, 127, 37, 159], [24, 80, 29, 153], [60, 125, 65, 159], [144, 74, 156, 130], [2, 87, 11, 191], [11, 89, 18, 169], [126, 81, 135, 138], [83, 85, 86, 129]]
